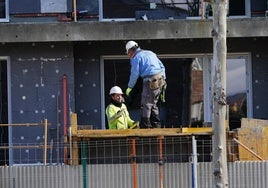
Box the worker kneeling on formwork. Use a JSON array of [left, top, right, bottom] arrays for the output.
[[106, 86, 139, 130]]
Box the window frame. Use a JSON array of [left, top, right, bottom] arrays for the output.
[[0, 0, 9, 22], [0, 56, 12, 164], [99, 0, 251, 22], [203, 53, 252, 122], [100, 53, 252, 128]]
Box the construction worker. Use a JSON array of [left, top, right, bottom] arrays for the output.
[[106, 86, 139, 130], [125, 41, 166, 128]]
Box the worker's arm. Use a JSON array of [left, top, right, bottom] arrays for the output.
[[158, 59, 166, 79], [120, 104, 137, 129], [106, 106, 124, 129], [160, 80, 167, 103], [128, 59, 140, 88]]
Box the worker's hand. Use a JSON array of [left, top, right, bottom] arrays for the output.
[[130, 121, 140, 129], [125, 87, 132, 97], [163, 80, 167, 90], [160, 81, 167, 103], [115, 110, 124, 118], [160, 93, 165, 103]]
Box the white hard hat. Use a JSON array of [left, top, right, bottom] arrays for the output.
[[109, 86, 123, 95], [125, 40, 138, 54]]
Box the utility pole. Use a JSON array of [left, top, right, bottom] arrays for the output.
[[208, 0, 229, 187]]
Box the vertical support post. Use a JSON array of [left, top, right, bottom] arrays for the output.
[[56, 95, 60, 164], [69, 126, 72, 165], [211, 0, 228, 187], [82, 140, 87, 188], [43, 119, 48, 165], [72, 138, 79, 165], [202, 0, 205, 19], [131, 138, 137, 188], [71, 113, 78, 134], [158, 136, 164, 188], [266, 10, 268, 18], [71, 113, 79, 165], [191, 136, 197, 188], [73, 0, 77, 22], [62, 74, 68, 164]]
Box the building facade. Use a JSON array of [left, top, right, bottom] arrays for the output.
[[0, 0, 268, 165]]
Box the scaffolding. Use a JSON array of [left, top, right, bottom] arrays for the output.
[[0, 119, 50, 165]]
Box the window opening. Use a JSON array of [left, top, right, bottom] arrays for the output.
[[101, 0, 203, 21], [102, 54, 251, 130], [0, 59, 8, 165], [100, 0, 250, 21], [104, 58, 194, 128], [226, 58, 247, 130], [203, 56, 250, 129], [0, 0, 9, 22]]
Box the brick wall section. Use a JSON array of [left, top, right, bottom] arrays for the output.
[[192, 70, 203, 104]]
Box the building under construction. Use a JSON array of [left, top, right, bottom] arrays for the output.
[[0, 0, 268, 187]]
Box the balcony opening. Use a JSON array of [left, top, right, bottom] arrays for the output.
[[104, 58, 198, 128], [0, 59, 8, 165], [0, 0, 8, 22]]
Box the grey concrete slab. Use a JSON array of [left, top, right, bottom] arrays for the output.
[[0, 18, 267, 43]]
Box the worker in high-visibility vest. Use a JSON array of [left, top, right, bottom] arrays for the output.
[[106, 86, 139, 130]]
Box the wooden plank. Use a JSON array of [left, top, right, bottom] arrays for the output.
[[238, 118, 268, 160], [0, 123, 51, 126], [241, 118, 268, 128], [71, 113, 77, 135], [43, 119, 48, 165], [181, 127, 212, 133], [72, 139, 79, 165], [238, 124, 268, 160], [74, 128, 212, 138], [0, 145, 52, 149]]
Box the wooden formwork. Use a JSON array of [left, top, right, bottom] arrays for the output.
[[237, 118, 268, 161], [68, 113, 240, 164], [68, 113, 215, 164]]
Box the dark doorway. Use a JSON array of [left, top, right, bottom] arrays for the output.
[[0, 59, 8, 165], [229, 0, 245, 16], [104, 58, 193, 128], [0, 0, 6, 19]]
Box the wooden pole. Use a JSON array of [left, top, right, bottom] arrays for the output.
[[202, 0, 205, 19], [69, 126, 72, 165], [43, 119, 48, 165], [73, 0, 77, 22], [0, 145, 52, 149], [0, 123, 49, 126], [158, 136, 164, 188], [71, 113, 79, 165], [233, 138, 263, 161], [62, 74, 68, 164], [211, 0, 228, 187]]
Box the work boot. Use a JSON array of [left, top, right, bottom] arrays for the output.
[[140, 117, 152, 129], [150, 114, 161, 128]]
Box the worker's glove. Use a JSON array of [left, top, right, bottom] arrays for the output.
[[163, 80, 167, 88], [115, 110, 124, 119], [160, 81, 167, 103], [130, 121, 140, 129], [125, 87, 132, 97]]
